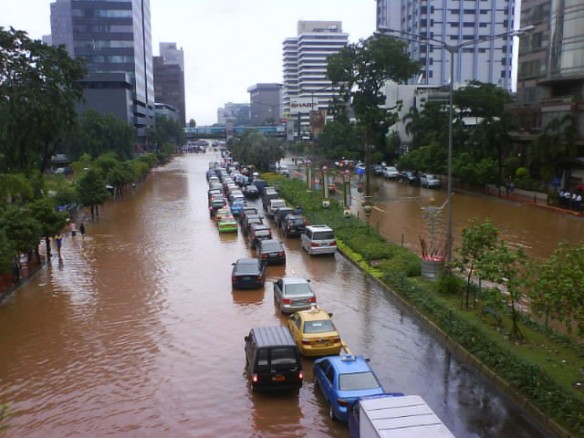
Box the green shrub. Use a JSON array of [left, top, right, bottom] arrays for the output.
[[436, 272, 464, 295]]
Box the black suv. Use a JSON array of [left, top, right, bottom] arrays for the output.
[[280, 215, 306, 238], [244, 326, 303, 393]]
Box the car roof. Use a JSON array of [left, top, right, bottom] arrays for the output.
[[281, 277, 310, 285], [306, 224, 333, 231], [235, 257, 261, 265], [250, 326, 296, 348], [295, 306, 332, 322], [316, 354, 372, 373], [259, 239, 283, 248]]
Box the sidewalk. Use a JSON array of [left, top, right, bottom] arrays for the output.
[[0, 254, 46, 304]]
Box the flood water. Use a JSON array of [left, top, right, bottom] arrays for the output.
[[0, 152, 568, 437]]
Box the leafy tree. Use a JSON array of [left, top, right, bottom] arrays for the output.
[[455, 218, 499, 309], [27, 197, 68, 259], [149, 115, 185, 152], [402, 101, 449, 150], [230, 131, 284, 171], [477, 240, 528, 341], [317, 119, 360, 159], [76, 168, 110, 220], [0, 173, 33, 205], [533, 114, 579, 183], [0, 205, 43, 264], [61, 110, 135, 160], [327, 35, 420, 162], [0, 27, 86, 173], [0, 227, 14, 275], [527, 241, 584, 336]]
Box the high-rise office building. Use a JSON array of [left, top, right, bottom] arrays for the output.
[[513, 0, 584, 170], [154, 42, 186, 126], [247, 83, 282, 125], [376, 0, 516, 91], [50, 0, 155, 145], [282, 21, 349, 136]]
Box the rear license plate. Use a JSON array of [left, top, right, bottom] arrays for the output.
[[272, 375, 285, 382], [242, 276, 251, 280]]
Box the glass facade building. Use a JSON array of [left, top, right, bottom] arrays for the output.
[[50, 0, 155, 143]]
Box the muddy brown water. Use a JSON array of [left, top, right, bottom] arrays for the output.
[[0, 152, 566, 437]]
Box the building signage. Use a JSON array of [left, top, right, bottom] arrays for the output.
[[289, 98, 317, 114]]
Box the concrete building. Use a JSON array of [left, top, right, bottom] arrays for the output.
[[376, 0, 516, 91], [50, 0, 155, 147], [154, 42, 186, 126], [217, 103, 250, 126], [247, 83, 282, 125], [513, 0, 584, 188], [282, 20, 349, 138]]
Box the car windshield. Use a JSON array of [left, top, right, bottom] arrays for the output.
[[303, 320, 335, 334], [255, 230, 271, 237], [338, 371, 380, 391], [284, 282, 313, 295]]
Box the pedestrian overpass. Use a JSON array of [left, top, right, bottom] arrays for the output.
[[184, 124, 287, 140]]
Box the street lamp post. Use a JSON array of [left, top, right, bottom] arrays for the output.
[[377, 25, 534, 263]]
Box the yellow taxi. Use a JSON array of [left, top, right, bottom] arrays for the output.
[[288, 305, 342, 357]]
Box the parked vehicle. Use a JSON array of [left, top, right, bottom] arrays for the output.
[[313, 354, 385, 422], [239, 206, 258, 224], [257, 239, 286, 265], [230, 199, 246, 217], [280, 215, 306, 238], [300, 225, 337, 255], [419, 173, 441, 188], [273, 277, 317, 314], [382, 166, 400, 180], [209, 197, 227, 217], [242, 214, 264, 236], [249, 224, 272, 249], [242, 184, 260, 199], [231, 258, 267, 289], [261, 187, 280, 210], [274, 207, 295, 228], [267, 199, 287, 220], [399, 170, 419, 185], [217, 216, 238, 233], [348, 394, 454, 438], [244, 326, 303, 393], [287, 305, 342, 357]]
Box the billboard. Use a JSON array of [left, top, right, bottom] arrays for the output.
[[289, 98, 318, 114]]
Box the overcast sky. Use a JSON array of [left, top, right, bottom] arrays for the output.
[[1, 0, 376, 126]]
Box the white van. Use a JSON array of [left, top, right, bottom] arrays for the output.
[[267, 199, 287, 220], [300, 225, 337, 255]]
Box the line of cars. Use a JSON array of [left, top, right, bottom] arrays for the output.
[[207, 159, 454, 436], [370, 164, 442, 188]]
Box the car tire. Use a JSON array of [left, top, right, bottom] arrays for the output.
[[329, 405, 337, 421]]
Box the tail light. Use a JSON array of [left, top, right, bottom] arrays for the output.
[[298, 371, 303, 380], [278, 251, 285, 256], [260, 254, 268, 259], [252, 374, 259, 383], [337, 398, 349, 407], [231, 276, 237, 282], [333, 336, 341, 343], [331, 240, 337, 246], [301, 339, 311, 345], [311, 242, 319, 247], [308, 297, 316, 303], [282, 298, 291, 304]]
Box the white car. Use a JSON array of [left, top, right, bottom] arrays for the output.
[[383, 166, 400, 179], [420, 173, 441, 188]]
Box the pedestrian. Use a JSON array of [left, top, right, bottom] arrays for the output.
[[70, 222, 77, 237], [55, 234, 63, 257], [12, 261, 20, 284], [79, 223, 86, 238]]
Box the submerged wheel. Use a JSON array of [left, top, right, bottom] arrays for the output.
[[329, 405, 337, 421]]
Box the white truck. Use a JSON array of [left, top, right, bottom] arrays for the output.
[[348, 394, 455, 438]]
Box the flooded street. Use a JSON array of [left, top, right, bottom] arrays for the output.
[[0, 153, 564, 437]]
